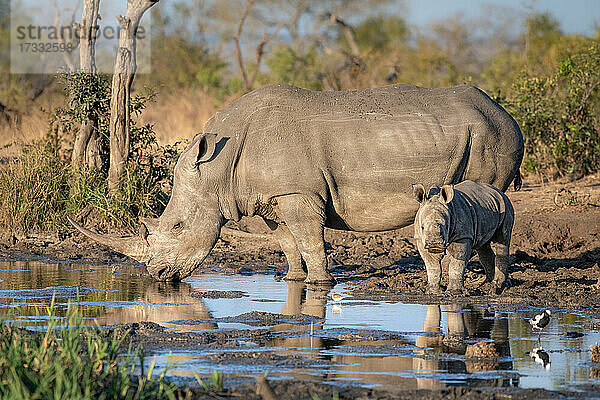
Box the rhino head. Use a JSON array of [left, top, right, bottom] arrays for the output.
[[69, 133, 226, 281], [413, 184, 454, 254]]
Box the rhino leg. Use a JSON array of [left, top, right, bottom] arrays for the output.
[[491, 241, 510, 294], [417, 241, 442, 293], [274, 194, 334, 285], [446, 239, 472, 295], [265, 220, 307, 281], [476, 243, 496, 283], [443, 303, 467, 353]]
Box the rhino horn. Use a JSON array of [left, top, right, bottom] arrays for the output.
[[67, 216, 148, 261]]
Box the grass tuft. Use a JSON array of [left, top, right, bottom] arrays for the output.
[[0, 141, 69, 234]]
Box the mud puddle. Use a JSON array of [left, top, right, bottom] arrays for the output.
[[1, 260, 600, 392]]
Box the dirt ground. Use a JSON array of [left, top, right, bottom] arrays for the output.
[[2, 175, 600, 399]]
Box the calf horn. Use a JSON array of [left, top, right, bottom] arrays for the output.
[[66, 216, 148, 261]]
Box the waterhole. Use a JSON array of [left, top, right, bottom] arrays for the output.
[[0, 260, 599, 392]]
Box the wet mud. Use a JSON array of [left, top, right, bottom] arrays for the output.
[[1, 178, 600, 398]]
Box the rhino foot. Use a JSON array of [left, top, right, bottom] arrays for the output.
[[446, 286, 469, 296], [305, 271, 335, 285], [284, 269, 308, 281], [492, 277, 511, 295], [426, 284, 442, 295]]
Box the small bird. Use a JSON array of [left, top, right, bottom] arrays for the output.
[[528, 347, 551, 370], [529, 310, 551, 332], [331, 293, 345, 303]]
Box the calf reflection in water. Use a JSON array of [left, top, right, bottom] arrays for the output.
[[414, 304, 517, 389], [266, 282, 517, 389]]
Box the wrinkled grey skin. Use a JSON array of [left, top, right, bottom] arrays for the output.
[[69, 84, 523, 283], [413, 180, 515, 294]]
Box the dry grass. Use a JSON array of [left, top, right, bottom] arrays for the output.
[[0, 111, 47, 157], [141, 88, 231, 146], [1, 87, 229, 157]]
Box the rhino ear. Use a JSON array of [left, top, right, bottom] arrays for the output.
[[440, 185, 454, 204], [412, 184, 426, 203], [196, 133, 217, 165]]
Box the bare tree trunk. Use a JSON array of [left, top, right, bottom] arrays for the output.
[[108, 0, 160, 193], [78, 0, 100, 74], [72, 0, 102, 170]]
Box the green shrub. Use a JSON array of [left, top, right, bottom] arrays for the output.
[[265, 46, 323, 91], [504, 42, 600, 178]]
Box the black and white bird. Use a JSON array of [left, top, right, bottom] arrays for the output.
[[529, 310, 552, 332], [528, 347, 551, 370]]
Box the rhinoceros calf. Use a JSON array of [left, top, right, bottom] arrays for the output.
[[413, 180, 515, 294], [69, 84, 523, 283]]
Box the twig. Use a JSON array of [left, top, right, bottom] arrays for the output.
[[233, 0, 255, 92]]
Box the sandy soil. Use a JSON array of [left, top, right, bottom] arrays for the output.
[[2, 175, 600, 399]]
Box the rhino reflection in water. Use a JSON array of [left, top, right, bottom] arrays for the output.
[[95, 281, 217, 331], [413, 304, 514, 389], [69, 84, 523, 283], [269, 288, 515, 389]]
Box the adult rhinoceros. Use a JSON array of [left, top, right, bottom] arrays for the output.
[[69, 84, 524, 283]]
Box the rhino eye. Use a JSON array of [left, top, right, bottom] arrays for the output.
[[171, 222, 184, 233]]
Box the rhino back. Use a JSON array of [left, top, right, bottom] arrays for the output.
[[448, 181, 513, 246]]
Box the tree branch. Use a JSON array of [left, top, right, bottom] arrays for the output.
[[233, 0, 255, 92], [326, 13, 360, 57], [247, 24, 283, 90], [51, 0, 78, 71]]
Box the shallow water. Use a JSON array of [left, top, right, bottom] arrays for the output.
[[1, 260, 600, 392]]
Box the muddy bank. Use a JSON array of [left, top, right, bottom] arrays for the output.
[[175, 381, 588, 400]]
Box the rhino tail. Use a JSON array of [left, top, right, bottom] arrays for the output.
[[513, 169, 522, 191]]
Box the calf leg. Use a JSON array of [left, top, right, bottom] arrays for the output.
[[491, 213, 514, 293], [446, 239, 472, 294], [417, 241, 442, 293], [274, 194, 334, 285], [476, 243, 495, 283], [265, 220, 307, 281], [492, 241, 510, 293]]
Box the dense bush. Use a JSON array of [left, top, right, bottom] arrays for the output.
[[0, 141, 70, 233], [503, 42, 600, 178]]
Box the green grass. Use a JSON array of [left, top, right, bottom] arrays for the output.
[[0, 299, 179, 400]]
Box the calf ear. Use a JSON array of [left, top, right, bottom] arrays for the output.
[[196, 133, 218, 165], [440, 185, 454, 204], [412, 184, 426, 203]]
